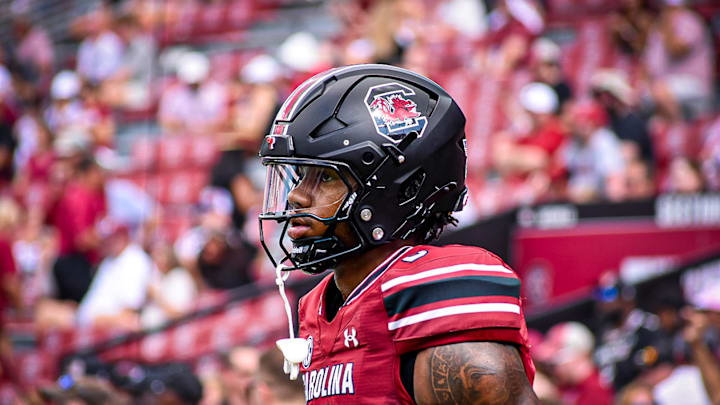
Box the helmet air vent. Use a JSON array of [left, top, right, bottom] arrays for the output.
[[309, 117, 347, 139], [399, 169, 427, 206]]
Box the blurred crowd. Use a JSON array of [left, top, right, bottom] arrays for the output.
[[33, 345, 305, 405], [531, 272, 720, 405], [0, 0, 718, 403]]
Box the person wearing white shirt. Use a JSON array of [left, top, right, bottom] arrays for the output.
[[141, 242, 197, 329], [75, 223, 152, 329]]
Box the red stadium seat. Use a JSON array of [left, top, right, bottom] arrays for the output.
[[154, 170, 208, 205], [157, 136, 189, 170], [188, 136, 219, 169], [130, 137, 158, 170]]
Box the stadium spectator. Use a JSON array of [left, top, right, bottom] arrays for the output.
[[174, 186, 234, 279], [0, 197, 22, 318], [358, 0, 399, 65], [9, 10, 55, 87], [700, 116, 720, 191], [624, 159, 656, 200], [531, 38, 572, 113], [682, 283, 720, 405], [486, 0, 544, 78], [12, 201, 55, 308], [105, 12, 157, 109], [0, 104, 16, 191], [0, 62, 12, 101], [76, 5, 125, 86], [138, 363, 204, 405], [44, 70, 87, 137], [140, 241, 197, 329], [220, 346, 259, 405], [50, 157, 107, 303], [196, 230, 256, 290], [610, 0, 655, 59], [158, 51, 228, 134], [593, 273, 664, 391], [591, 69, 654, 164], [534, 322, 613, 405], [664, 156, 705, 194], [39, 374, 128, 405], [0, 197, 22, 392], [562, 101, 626, 203], [75, 219, 152, 329], [12, 94, 51, 177], [248, 347, 305, 405], [493, 82, 567, 203], [647, 284, 687, 367], [617, 382, 657, 405], [531, 370, 562, 405], [211, 55, 278, 230], [79, 82, 115, 148], [643, 0, 715, 121]]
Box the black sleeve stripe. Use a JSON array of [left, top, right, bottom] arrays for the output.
[[383, 275, 521, 317]]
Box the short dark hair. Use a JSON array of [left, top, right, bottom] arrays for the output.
[[257, 347, 304, 401], [144, 363, 203, 405]]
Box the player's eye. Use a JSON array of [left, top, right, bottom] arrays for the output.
[[319, 169, 335, 183]]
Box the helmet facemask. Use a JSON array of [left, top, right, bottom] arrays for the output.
[[259, 158, 364, 274]]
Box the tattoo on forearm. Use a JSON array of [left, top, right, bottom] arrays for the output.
[[425, 342, 537, 405]]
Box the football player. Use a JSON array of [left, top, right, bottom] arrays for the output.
[[259, 64, 539, 404]]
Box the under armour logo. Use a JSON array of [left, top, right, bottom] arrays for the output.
[[343, 327, 358, 348], [265, 135, 276, 150]]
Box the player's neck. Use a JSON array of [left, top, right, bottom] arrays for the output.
[[333, 240, 413, 301]]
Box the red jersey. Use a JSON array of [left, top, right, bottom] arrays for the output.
[[297, 244, 535, 404]]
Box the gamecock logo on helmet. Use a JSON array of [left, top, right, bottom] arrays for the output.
[[365, 82, 428, 142]]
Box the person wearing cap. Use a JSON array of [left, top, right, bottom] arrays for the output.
[[157, 51, 228, 134], [682, 284, 720, 405], [593, 272, 664, 391], [562, 101, 627, 203], [493, 81, 568, 200], [44, 70, 86, 136], [590, 69, 654, 164], [75, 215, 152, 329], [534, 322, 613, 405], [531, 38, 572, 113]]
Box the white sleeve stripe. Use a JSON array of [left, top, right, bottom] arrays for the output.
[[380, 264, 513, 292], [387, 303, 521, 331]]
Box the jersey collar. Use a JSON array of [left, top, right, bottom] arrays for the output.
[[343, 245, 413, 306]]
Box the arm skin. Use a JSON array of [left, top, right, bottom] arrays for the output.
[[414, 341, 540, 405]]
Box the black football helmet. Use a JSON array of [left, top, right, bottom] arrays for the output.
[[259, 64, 468, 273]]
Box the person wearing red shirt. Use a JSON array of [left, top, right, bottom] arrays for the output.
[[492, 82, 567, 204], [535, 322, 614, 405], [51, 157, 106, 302], [0, 198, 21, 386]]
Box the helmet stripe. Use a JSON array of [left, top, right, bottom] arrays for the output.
[[277, 66, 357, 121]]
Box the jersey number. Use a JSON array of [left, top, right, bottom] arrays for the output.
[[402, 250, 428, 263]]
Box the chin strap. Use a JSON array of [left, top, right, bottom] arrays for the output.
[[274, 263, 310, 380]]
